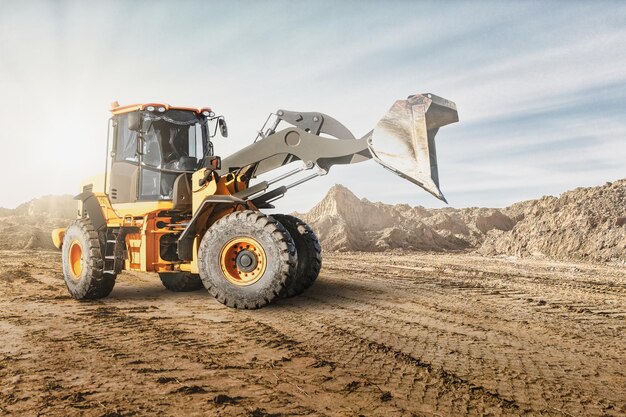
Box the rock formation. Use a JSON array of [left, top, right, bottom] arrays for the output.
[[297, 180, 626, 263], [295, 184, 514, 252]]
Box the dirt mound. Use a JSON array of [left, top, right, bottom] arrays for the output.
[[297, 181, 625, 262], [481, 179, 626, 262], [0, 195, 75, 250], [12, 195, 76, 219], [296, 185, 513, 252]]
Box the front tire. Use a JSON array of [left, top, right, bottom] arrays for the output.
[[61, 219, 116, 299], [159, 272, 203, 292], [272, 214, 322, 297], [198, 210, 297, 309]]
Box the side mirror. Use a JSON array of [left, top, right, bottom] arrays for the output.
[[218, 118, 228, 138], [128, 112, 142, 132]]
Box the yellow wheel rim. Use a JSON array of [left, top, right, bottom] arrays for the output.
[[219, 237, 267, 286], [68, 240, 84, 279]]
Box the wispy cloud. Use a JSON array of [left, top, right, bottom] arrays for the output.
[[0, 1, 624, 211]]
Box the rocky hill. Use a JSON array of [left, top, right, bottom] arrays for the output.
[[297, 180, 626, 263], [0, 195, 75, 250], [295, 184, 515, 252]]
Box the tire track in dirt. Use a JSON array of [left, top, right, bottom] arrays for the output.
[[29, 304, 325, 415], [327, 256, 624, 412], [1, 283, 408, 416], [242, 256, 626, 416], [79, 282, 528, 415], [2, 250, 625, 416], [98, 293, 422, 416], [291, 291, 620, 416], [333, 253, 626, 298], [248, 305, 524, 416], [324, 257, 626, 343], [305, 272, 626, 364]]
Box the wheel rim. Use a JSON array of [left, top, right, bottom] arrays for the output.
[[68, 240, 84, 279], [219, 237, 267, 286]]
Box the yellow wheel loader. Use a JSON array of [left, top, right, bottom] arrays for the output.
[[52, 94, 458, 308]]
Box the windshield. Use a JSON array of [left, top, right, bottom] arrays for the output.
[[142, 120, 202, 171], [113, 110, 210, 201], [114, 110, 207, 171]]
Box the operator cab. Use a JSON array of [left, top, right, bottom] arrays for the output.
[[106, 102, 226, 204]]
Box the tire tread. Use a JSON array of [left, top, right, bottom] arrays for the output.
[[272, 214, 322, 297], [198, 210, 297, 309], [62, 219, 116, 299]]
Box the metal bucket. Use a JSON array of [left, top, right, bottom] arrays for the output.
[[368, 93, 458, 202]]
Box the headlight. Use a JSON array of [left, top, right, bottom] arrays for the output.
[[158, 106, 166, 112], [146, 106, 155, 111], [202, 110, 211, 116]]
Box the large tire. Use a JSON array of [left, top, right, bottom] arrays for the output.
[[198, 210, 297, 309], [272, 214, 322, 297], [159, 272, 203, 292], [61, 219, 116, 299]]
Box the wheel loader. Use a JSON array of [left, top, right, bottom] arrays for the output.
[[52, 94, 458, 309]]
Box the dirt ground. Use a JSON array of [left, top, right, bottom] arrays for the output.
[[1, 251, 625, 417]]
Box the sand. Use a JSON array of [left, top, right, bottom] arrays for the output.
[[297, 180, 626, 263], [1, 250, 624, 416]]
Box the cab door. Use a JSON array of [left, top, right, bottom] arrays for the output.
[[108, 114, 140, 203]]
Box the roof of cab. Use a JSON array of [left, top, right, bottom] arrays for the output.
[[109, 101, 213, 116]]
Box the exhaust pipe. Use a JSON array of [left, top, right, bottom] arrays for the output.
[[368, 93, 458, 202]]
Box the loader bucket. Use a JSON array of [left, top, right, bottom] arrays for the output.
[[368, 93, 458, 202]]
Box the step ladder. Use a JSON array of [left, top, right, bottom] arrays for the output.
[[103, 228, 121, 275]]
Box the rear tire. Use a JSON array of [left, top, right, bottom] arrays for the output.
[[273, 214, 322, 297], [198, 210, 297, 309], [159, 272, 203, 292], [61, 219, 116, 299]]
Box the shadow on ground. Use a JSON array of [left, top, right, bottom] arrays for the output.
[[104, 273, 383, 309]]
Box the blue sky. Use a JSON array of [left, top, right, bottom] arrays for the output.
[[1, 1, 625, 212]]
